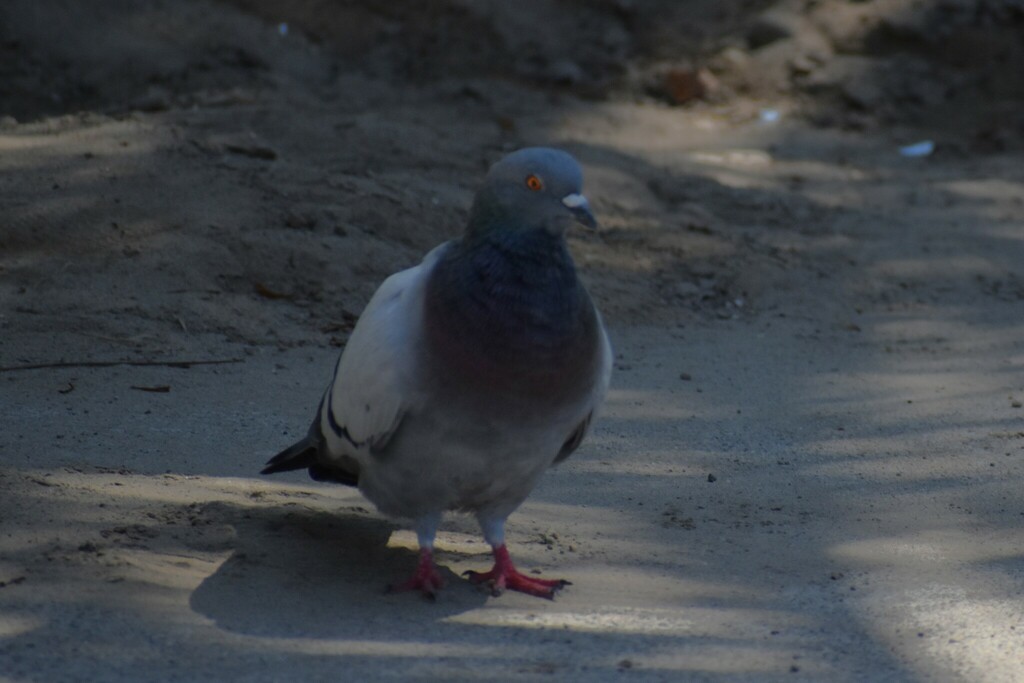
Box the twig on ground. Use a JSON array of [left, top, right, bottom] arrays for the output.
[[0, 359, 243, 372]]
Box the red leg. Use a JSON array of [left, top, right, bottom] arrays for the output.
[[463, 544, 570, 599], [388, 547, 445, 599]]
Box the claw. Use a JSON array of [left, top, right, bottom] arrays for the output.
[[464, 544, 569, 599], [387, 548, 444, 599]]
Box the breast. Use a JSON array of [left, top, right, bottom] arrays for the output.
[[421, 252, 601, 412]]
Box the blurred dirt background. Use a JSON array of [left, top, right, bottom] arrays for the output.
[[1, 1, 1023, 681]]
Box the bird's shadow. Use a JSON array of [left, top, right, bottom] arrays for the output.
[[189, 501, 489, 639]]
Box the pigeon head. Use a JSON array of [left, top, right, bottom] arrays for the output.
[[467, 147, 597, 238]]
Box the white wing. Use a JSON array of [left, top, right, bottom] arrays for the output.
[[318, 243, 450, 465]]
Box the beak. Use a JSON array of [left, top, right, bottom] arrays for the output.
[[562, 193, 598, 230]]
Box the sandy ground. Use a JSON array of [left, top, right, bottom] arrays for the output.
[[2, 1, 1024, 681]]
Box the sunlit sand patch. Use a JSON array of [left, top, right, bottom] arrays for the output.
[[445, 604, 802, 638], [261, 637, 513, 659], [116, 548, 232, 593], [565, 458, 701, 477], [638, 643, 828, 676], [799, 451, 1007, 481], [866, 255, 1002, 282], [688, 149, 773, 168], [603, 388, 726, 421], [830, 529, 1024, 567], [387, 529, 487, 555], [939, 179, 1024, 203], [844, 580, 1024, 683], [446, 605, 696, 635], [13, 469, 359, 511], [0, 614, 44, 639], [896, 585, 1024, 681], [0, 117, 163, 160]]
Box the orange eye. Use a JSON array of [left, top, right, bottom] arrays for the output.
[[525, 174, 543, 191]]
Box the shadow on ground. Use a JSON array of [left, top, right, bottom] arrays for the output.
[[188, 502, 489, 638]]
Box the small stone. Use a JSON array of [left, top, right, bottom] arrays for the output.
[[207, 132, 277, 160], [714, 47, 750, 74], [747, 11, 800, 49], [842, 78, 884, 110], [789, 55, 817, 75], [661, 67, 717, 105], [285, 211, 317, 230], [547, 60, 584, 85], [133, 86, 172, 112], [707, 473, 717, 483], [674, 282, 701, 298]]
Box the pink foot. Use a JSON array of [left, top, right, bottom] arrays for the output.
[[387, 548, 445, 599], [463, 544, 570, 599]]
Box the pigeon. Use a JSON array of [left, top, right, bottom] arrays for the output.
[[262, 147, 612, 599]]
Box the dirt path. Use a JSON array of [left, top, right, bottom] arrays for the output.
[[2, 1, 1024, 681]]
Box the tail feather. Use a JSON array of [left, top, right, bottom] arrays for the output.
[[261, 432, 360, 487], [263, 394, 359, 486], [261, 437, 318, 475]]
